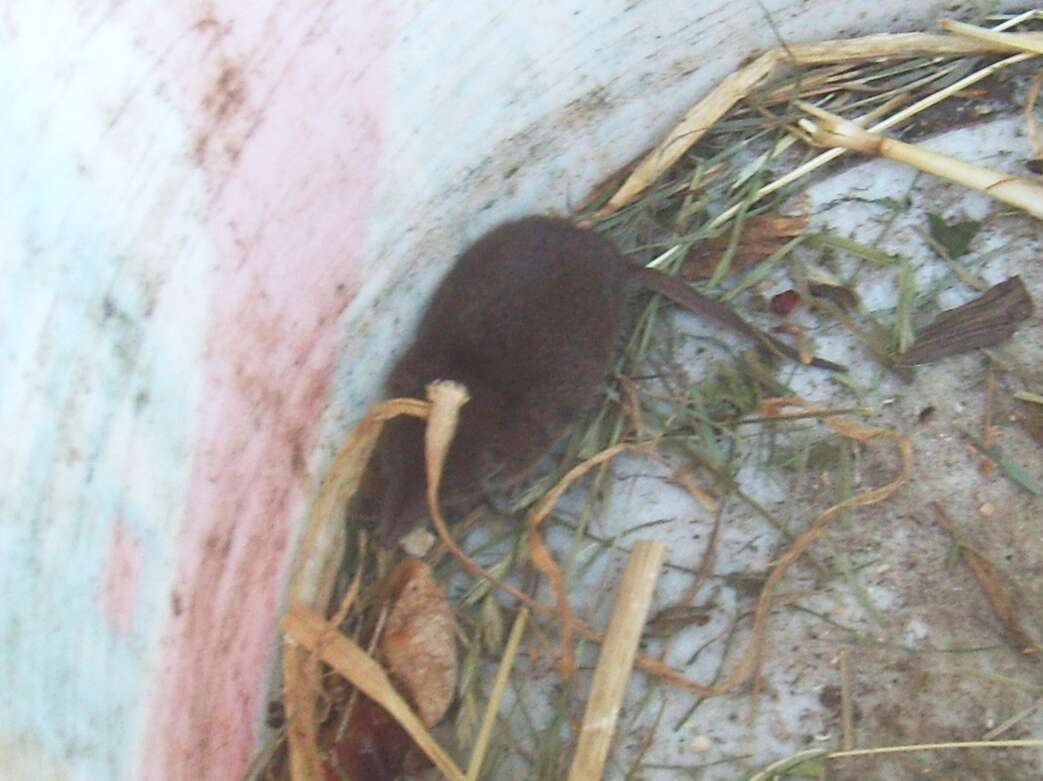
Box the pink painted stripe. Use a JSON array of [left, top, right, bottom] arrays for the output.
[[126, 2, 395, 778], [100, 519, 143, 638]]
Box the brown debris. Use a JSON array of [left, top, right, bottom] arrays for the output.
[[380, 557, 458, 727], [681, 213, 809, 281], [646, 604, 713, 638], [896, 277, 1035, 365], [321, 696, 415, 781], [283, 607, 467, 780], [930, 503, 1039, 655], [770, 289, 803, 316], [808, 282, 860, 313], [1013, 398, 1043, 449], [733, 401, 912, 719]]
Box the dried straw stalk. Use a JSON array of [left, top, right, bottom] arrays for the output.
[[415, 417, 718, 695], [280, 396, 426, 780], [797, 102, 1043, 220], [829, 739, 1043, 759], [701, 48, 1033, 233], [282, 606, 467, 781], [602, 27, 1043, 212], [940, 18, 1043, 55], [567, 540, 665, 781], [465, 607, 530, 781]]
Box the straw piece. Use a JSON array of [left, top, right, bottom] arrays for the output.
[[282, 645, 324, 781], [940, 18, 1043, 55], [414, 404, 709, 696], [527, 443, 633, 677], [281, 396, 428, 781], [829, 739, 1043, 759], [703, 50, 1032, 233], [797, 103, 1043, 221], [466, 608, 530, 781], [282, 606, 467, 781], [567, 540, 665, 781], [601, 31, 1043, 211], [789, 31, 1043, 63], [602, 49, 782, 213]]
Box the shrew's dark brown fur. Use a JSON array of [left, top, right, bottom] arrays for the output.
[[374, 216, 842, 543]]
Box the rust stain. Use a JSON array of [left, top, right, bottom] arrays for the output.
[[195, 64, 248, 166]]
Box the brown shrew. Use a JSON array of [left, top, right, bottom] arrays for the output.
[[373, 216, 842, 544]]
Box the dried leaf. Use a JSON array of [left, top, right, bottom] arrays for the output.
[[927, 212, 982, 259], [381, 557, 458, 727], [282, 607, 466, 781], [1013, 399, 1043, 449], [808, 282, 860, 313], [645, 604, 713, 638], [681, 213, 808, 281], [931, 503, 1038, 653], [896, 277, 1035, 365]]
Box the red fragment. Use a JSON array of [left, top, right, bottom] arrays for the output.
[[770, 289, 802, 316], [322, 696, 415, 781]]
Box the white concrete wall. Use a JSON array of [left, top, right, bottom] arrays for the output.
[[0, 1, 1007, 778]]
